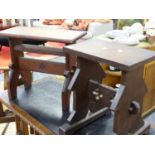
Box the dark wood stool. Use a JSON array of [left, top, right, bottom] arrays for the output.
[[0, 27, 86, 113], [61, 39, 155, 135]]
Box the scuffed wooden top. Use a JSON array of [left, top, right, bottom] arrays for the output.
[[0, 26, 86, 44], [64, 39, 155, 71]]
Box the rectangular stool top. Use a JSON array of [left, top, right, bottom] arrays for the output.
[[0, 26, 86, 44], [64, 39, 155, 71]]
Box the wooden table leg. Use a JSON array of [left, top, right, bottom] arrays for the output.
[[8, 38, 32, 100], [113, 66, 150, 134]]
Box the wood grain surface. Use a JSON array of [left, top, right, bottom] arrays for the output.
[[64, 39, 155, 71], [0, 26, 86, 44]]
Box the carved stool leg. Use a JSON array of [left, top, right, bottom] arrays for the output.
[[8, 38, 32, 100], [60, 58, 108, 134], [113, 66, 149, 134], [67, 58, 105, 124]]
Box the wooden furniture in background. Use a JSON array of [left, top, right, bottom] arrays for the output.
[[0, 26, 86, 112]]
